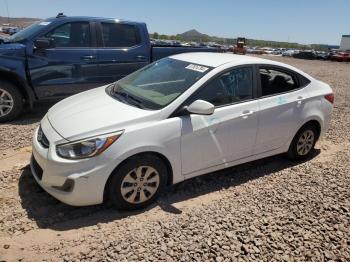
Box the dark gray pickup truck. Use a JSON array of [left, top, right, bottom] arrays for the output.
[[0, 14, 220, 122]]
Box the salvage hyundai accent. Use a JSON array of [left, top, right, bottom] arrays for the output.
[[31, 53, 333, 210]]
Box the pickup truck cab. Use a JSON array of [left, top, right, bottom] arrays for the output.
[[0, 13, 220, 122]]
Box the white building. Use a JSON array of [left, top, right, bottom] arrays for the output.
[[340, 35, 350, 51]]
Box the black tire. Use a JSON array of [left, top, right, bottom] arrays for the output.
[[108, 154, 168, 210], [0, 80, 23, 123], [287, 124, 318, 161]]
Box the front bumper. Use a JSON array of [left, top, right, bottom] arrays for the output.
[[30, 117, 118, 206]]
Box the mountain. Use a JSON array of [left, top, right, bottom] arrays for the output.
[[178, 29, 210, 42], [0, 16, 40, 28]]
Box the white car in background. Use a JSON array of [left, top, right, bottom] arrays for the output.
[[282, 49, 299, 57], [31, 53, 334, 210]]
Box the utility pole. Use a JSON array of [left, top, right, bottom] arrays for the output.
[[5, 0, 10, 24]]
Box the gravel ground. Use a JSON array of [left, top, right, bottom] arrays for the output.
[[0, 56, 349, 261], [0, 103, 53, 152]]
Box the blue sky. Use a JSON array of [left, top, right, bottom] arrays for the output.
[[1, 0, 349, 45]]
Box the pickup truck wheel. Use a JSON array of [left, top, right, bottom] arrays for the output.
[[0, 81, 23, 122]]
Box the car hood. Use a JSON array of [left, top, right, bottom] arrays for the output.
[[47, 86, 158, 141], [0, 43, 26, 57]]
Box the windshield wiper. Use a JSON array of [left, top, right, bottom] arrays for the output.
[[112, 89, 145, 109]]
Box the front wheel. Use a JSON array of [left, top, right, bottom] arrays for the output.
[[108, 154, 168, 210], [0, 81, 23, 123], [287, 124, 318, 160]]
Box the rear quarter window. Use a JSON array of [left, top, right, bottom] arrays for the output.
[[297, 74, 311, 87]]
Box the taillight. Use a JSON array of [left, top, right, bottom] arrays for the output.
[[324, 94, 334, 104]]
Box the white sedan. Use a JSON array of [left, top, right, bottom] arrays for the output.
[[31, 53, 333, 210]]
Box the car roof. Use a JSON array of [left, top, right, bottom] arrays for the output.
[[170, 52, 285, 68]]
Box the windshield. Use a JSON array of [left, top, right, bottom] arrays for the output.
[[6, 20, 50, 43], [108, 57, 212, 110]]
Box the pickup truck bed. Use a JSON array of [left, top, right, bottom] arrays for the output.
[[151, 45, 221, 61]]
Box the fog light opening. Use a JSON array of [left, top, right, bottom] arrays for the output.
[[52, 179, 75, 192]]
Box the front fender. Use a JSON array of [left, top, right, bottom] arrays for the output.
[[114, 144, 182, 184], [0, 63, 36, 105], [103, 118, 183, 185]]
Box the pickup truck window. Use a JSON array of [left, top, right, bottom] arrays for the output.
[[6, 21, 49, 43], [46, 22, 91, 47], [107, 58, 212, 110], [101, 23, 141, 47]]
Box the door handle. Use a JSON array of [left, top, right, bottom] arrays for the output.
[[81, 55, 96, 60], [241, 110, 254, 119], [135, 55, 147, 60], [296, 96, 303, 105]]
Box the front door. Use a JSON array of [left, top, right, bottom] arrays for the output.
[[95, 21, 149, 84], [27, 21, 100, 98], [180, 66, 259, 176]]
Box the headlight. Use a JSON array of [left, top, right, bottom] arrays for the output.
[[56, 132, 123, 159]]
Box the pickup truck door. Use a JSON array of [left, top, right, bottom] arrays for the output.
[[95, 21, 150, 84], [27, 21, 100, 98]]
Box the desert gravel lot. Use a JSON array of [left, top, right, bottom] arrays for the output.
[[0, 56, 349, 261]]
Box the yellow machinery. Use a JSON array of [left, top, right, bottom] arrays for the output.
[[233, 37, 246, 55]]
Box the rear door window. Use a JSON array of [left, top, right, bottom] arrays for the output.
[[259, 67, 299, 96], [101, 23, 141, 47]]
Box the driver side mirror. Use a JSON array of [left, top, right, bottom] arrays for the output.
[[187, 100, 215, 115], [34, 38, 52, 49]]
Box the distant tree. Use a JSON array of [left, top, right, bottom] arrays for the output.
[[153, 32, 159, 39], [175, 35, 182, 41], [310, 44, 328, 51], [159, 34, 169, 40], [150, 31, 329, 50]]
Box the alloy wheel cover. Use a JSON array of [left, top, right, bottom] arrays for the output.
[[120, 166, 160, 204]]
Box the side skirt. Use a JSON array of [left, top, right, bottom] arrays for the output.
[[182, 147, 287, 181]]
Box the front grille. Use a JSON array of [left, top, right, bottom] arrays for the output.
[[31, 155, 43, 180], [37, 126, 50, 148]]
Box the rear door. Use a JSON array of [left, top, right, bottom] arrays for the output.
[[27, 21, 100, 98], [254, 66, 309, 154], [95, 20, 150, 84]]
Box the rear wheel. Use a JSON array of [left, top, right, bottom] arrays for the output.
[[287, 124, 318, 160], [0, 81, 23, 122], [108, 154, 167, 210]]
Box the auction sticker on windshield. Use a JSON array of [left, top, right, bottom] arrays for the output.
[[185, 64, 209, 73]]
